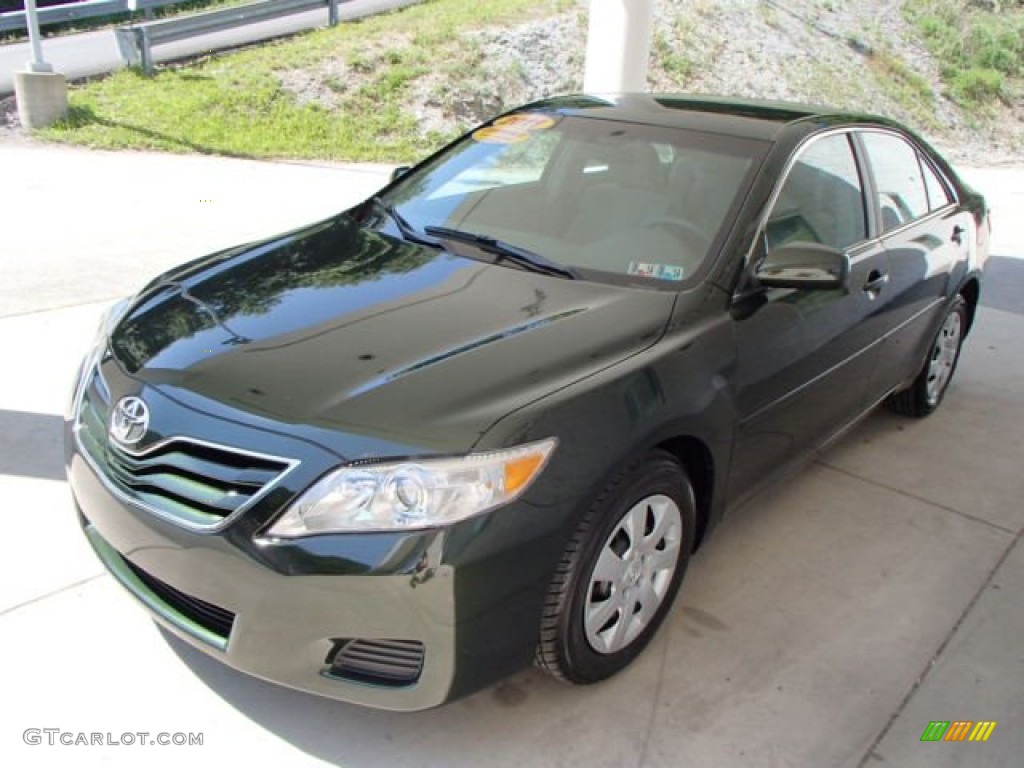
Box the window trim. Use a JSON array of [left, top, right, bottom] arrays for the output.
[[917, 149, 955, 212]]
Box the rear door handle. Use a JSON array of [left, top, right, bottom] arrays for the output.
[[863, 270, 889, 296], [952, 225, 965, 245]]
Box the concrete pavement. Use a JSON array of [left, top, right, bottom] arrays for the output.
[[1, 143, 1021, 767], [0, 0, 423, 96]]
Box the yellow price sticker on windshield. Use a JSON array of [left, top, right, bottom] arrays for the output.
[[472, 126, 532, 144], [472, 113, 556, 144], [493, 114, 555, 131]]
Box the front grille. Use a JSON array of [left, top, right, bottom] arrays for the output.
[[327, 639, 425, 687], [76, 366, 294, 529], [122, 557, 236, 641]]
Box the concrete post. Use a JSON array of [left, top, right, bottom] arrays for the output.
[[14, 0, 68, 130], [583, 0, 654, 93]]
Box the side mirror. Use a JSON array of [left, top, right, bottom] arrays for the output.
[[390, 165, 412, 183], [756, 242, 849, 291]]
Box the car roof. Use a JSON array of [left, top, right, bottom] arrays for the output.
[[517, 93, 897, 142]]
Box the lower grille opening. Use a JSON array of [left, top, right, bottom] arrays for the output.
[[326, 638, 425, 688], [122, 557, 236, 642]]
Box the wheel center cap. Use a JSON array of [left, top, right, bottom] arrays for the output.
[[625, 559, 643, 587]]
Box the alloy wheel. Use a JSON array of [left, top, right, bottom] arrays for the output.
[[926, 311, 962, 405]]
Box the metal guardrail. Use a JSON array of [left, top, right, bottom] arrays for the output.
[[114, 0, 342, 74], [0, 0, 181, 33]]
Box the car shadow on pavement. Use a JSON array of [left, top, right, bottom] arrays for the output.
[[0, 409, 65, 482]]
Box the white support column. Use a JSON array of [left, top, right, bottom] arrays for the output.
[[583, 0, 654, 93], [24, 0, 53, 73]]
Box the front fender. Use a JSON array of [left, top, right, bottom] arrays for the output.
[[475, 300, 739, 554]]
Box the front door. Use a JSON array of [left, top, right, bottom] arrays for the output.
[[728, 132, 888, 502]]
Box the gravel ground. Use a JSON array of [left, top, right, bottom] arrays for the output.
[[0, 93, 19, 138]]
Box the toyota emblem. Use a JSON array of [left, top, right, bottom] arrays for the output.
[[109, 396, 150, 445]]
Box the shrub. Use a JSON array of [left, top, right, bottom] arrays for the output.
[[905, 0, 1022, 106], [949, 67, 1006, 104]]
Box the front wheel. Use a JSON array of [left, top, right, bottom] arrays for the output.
[[887, 295, 967, 418], [536, 451, 696, 684]]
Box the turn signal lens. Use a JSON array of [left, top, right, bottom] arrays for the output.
[[504, 453, 545, 495]]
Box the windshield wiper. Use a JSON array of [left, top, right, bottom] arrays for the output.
[[370, 197, 441, 249], [424, 226, 576, 280]]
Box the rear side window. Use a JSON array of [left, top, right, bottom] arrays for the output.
[[921, 156, 952, 211], [861, 132, 930, 232], [766, 133, 867, 252]]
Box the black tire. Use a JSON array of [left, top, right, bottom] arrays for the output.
[[536, 450, 696, 684], [887, 295, 967, 418]]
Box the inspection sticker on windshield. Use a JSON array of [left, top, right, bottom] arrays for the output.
[[629, 262, 685, 281], [472, 113, 556, 144]]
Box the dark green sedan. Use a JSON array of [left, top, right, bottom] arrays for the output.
[[66, 94, 990, 710]]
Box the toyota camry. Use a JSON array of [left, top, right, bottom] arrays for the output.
[[66, 94, 990, 710]]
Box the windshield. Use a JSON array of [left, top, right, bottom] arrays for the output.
[[378, 114, 768, 288]]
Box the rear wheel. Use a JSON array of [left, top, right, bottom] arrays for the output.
[[887, 295, 967, 418], [536, 451, 696, 683]]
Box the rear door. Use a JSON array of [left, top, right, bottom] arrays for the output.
[[728, 131, 889, 500], [855, 130, 973, 398]]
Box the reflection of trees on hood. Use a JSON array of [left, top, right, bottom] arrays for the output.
[[112, 217, 433, 372]]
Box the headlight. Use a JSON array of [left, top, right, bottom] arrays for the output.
[[265, 438, 557, 536]]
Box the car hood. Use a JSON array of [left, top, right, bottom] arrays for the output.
[[110, 215, 675, 455]]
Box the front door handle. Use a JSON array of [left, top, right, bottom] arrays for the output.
[[863, 270, 889, 297], [952, 225, 965, 245]]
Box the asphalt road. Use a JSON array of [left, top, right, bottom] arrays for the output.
[[0, 0, 421, 96]]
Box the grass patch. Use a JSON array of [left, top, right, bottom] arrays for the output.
[[867, 48, 940, 128], [904, 0, 1024, 106], [949, 65, 1006, 103], [40, 0, 572, 161], [651, 12, 700, 88], [652, 28, 695, 84]]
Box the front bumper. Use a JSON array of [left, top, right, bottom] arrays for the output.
[[72, 450, 458, 711]]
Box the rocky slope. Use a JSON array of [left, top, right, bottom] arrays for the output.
[[401, 0, 1021, 164]]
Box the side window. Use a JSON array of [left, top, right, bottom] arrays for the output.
[[861, 132, 930, 232], [920, 155, 952, 211], [766, 134, 867, 252]]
